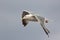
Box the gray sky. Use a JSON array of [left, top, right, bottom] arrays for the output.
[[0, 0, 60, 40]]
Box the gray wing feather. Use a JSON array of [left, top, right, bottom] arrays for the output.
[[36, 16, 50, 37]]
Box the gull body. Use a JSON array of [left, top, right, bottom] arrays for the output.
[[22, 10, 50, 37]]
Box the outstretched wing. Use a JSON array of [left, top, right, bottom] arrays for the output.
[[22, 19, 28, 27], [22, 11, 29, 18], [36, 16, 50, 37]]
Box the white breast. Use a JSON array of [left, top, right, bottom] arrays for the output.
[[23, 14, 33, 19]]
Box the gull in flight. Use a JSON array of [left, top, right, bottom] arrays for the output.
[[22, 10, 50, 37]]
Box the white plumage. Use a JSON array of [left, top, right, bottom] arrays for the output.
[[22, 10, 50, 37]]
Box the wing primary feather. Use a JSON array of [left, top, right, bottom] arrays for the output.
[[22, 19, 28, 27], [22, 11, 29, 18], [40, 23, 50, 37]]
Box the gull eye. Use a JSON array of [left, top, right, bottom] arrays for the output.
[[45, 20, 48, 23]]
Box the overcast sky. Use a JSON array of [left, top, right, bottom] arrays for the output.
[[0, 0, 60, 40]]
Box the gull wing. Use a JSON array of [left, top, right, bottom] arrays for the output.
[[22, 19, 28, 27], [36, 16, 50, 37], [22, 11, 29, 18]]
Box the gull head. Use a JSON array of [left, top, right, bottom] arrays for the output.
[[45, 18, 48, 23], [45, 18, 54, 23], [45, 19, 48, 23]]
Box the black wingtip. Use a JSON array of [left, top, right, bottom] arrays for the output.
[[22, 19, 28, 27], [22, 11, 29, 18]]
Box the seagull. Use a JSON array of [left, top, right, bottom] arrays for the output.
[[22, 10, 50, 37]]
